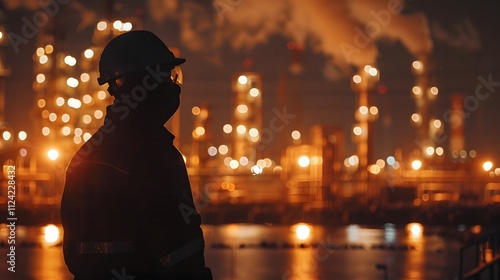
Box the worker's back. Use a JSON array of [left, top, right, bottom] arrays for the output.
[[61, 30, 212, 280]]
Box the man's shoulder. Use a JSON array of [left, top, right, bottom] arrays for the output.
[[67, 129, 133, 171]]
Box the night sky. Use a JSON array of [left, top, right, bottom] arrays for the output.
[[2, 0, 500, 164]]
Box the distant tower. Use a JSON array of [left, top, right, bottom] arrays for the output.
[[410, 55, 440, 161], [231, 72, 262, 166], [287, 41, 303, 75], [287, 41, 303, 138], [190, 103, 211, 168], [449, 94, 465, 155], [351, 65, 380, 197], [310, 125, 345, 200]]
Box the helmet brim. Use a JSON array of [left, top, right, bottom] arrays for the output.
[[97, 58, 186, 86], [170, 57, 186, 67]]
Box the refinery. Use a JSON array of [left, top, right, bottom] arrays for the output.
[[0, 11, 499, 228], [0, 1, 499, 279]]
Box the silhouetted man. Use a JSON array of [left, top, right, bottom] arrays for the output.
[[61, 30, 212, 280]]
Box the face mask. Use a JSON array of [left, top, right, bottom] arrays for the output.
[[115, 72, 182, 126], [144, 81, 181, 124]]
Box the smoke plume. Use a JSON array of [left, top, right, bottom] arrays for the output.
[[348, 0, 433, 56], [168, 0, 435, 78], [431, 19, 482, 52], [2, 0, 481, 77]]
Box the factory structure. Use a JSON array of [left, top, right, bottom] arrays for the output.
[[1, 13, 500, 224]]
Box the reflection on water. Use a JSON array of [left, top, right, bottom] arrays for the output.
[[406, 222, 424, 239], [35, 247, 70, 280], [293, 223, 312, 241], [43, 224, 61, 245], [384, 223, 396, 243], [208, 223, 461, 280], [0, 223, 70, 280], [403, 223, 424, 280], [347, 224, 359, 242], [0, 223, 463, 280], [288, 244, 318, 280], [0, 223, 63, 247], [286, 223, 318, 279]]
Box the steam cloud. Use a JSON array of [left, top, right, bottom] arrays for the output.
[[162, 0, 436, 77], [431, 19, 482, 52], [1, 0, 481, 77], [347, 0, 433, 56]]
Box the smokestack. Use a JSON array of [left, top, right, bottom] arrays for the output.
[[351, 64, 380, 200], [287, 41, 303, 75], [410, 54, 439, 159], [231, 72, 263, 164], [449, 94, 465, 155], [190, 102, 211, 168]]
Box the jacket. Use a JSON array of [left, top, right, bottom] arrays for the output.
[[61, 104, 207, 279]]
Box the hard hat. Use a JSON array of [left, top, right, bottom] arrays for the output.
[[97, 30, 186, 86]]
